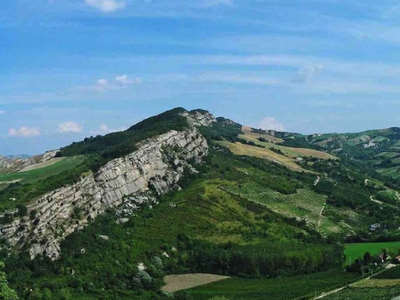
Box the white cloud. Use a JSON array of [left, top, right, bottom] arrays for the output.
[[84, 0, 125, 13], [88, 75, 141, 92], [93, 78, 111, 92], [115, 74, 142, 85], [0, 110, 5, 115], [258, 117, 285, 131], [58, 122, 83, 133], [8, 127, 40, 137]]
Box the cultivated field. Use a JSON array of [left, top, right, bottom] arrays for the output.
[[218, 140, 309, 172], [238, 131, 336, 160], [162, 273, 230, 293], [351, 278, 400, 288], [179, 269, 359, 300]]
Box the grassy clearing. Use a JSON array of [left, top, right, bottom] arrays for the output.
[[180, 269, 359, 300], [0, 156, 84, 184], [218, 140, 309, 172], [18, 157, 64, 172], [345, 242, 400, 265], [162, 274, 230, 293], [241, 126, 283, 143]]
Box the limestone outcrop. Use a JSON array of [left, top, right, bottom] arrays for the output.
[[0, 127, 208, 260]]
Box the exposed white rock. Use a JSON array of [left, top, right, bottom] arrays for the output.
[[98, 235, 110, 241], [116, 218, 130, 224], [181, 110, 216, 127], [137, 262, 146, 271], [0, 127, 208, 260]]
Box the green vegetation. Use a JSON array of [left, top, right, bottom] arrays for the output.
[[0, 156, 84, 184], [57, 107, 190, 168], [4, 109, 400, 298], [375, 266, 400, 279], [2, 149, 342, 299], [345, 242, 400, 266], [179, 269, 359, 300], [0, 262, 18, 300], [0, 156, 91, 213], [198, 117, 242, 142], [324, 286, 400, 300], [284, 127, 400, 183]]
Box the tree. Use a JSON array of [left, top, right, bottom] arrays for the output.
[[0, 261, 18, 300], [363, 252, 372, 264]]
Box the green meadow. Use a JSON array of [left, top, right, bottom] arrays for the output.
[[0, 156, 85, 184], [344, 241, 400, 265]]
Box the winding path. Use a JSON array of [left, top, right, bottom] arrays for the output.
[[317, 202, 326, 231]]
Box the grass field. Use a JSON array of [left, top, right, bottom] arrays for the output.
[[0, 156, 85, 184], [179, 269, 359, 300], [218, 140, 309, 172], [324, 286, 400, 299], [351, 278, 400, 288], [345, 242, 400, 265], [238, 131, 336, 160]]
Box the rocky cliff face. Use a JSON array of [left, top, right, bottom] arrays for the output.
[[0, 128, 208, 260]]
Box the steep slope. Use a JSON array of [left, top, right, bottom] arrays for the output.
[[0, 109, 214, 260], [1, 128, 208, 260]]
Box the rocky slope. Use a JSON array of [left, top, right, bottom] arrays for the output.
[[0, 124, 209, 260], [0, 150, 59, 173]]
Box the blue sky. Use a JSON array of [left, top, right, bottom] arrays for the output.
[[2, 0, 400, 155]]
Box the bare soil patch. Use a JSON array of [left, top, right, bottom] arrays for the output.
[[162, 273, 230, 293]]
